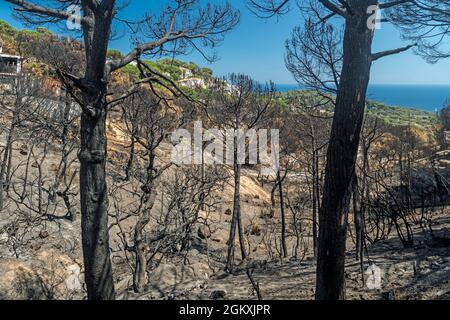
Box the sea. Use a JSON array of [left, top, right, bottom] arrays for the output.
[[277, 84, 450, 112]]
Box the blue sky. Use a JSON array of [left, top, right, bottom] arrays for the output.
[[1, 0, 450, 85]]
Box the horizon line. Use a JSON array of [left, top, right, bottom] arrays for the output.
[[275, 83, 450, 86]]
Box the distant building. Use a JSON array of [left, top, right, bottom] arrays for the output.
[[179, 66, 193, 79], [178, 77, 207, 89], [0, 37, 22, 76]]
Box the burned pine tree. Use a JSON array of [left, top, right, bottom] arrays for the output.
[[205, 74, 275, 272], [248, 0, 449, 299], [5, 0, 239, 300]]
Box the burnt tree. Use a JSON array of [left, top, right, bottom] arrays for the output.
[[6, 0, 238, 299], [249, 0, 435, 299], [206, 74, 275, 272]]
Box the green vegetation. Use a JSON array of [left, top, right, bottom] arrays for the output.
[[132, 58, 213, 81], [106, 49, 124, 60], [366, 101, 438, 128], [1, 19, 56, 55], [0, 19, 53, 40], [0, 19, 15, 37], [277, 89, 438, 129], [1, 19, 212, 83]]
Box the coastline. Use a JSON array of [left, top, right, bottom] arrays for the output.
[[277, 84, 450, 112]]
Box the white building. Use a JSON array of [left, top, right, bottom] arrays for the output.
[[179, 66, 193, 79], [0, 37, 22, 76], [178, 77, 207, 89]]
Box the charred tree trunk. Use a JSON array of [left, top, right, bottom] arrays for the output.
[[225, 160, 247, 271], [225, 162, 239, 271], [312, 149, 319, 257], [226, 127, 248, 271], [278, 170, 288, 258], [125, 135, 135, 181], [270, 178, 278, 218], [352, 173, 363, 261], [236, 177, 247, 261], [54, 92, 77, 221], [315, 6, 374, 300], [78, 4, 116, 300], [133, 176, 158, 293], [79, 99, 115, 300]]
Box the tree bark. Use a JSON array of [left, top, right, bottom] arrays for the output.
[[133, 182, 158, 293], [79, 101, 115, 300], [78, 3, 116, 300], [315, 4, 374, 300]]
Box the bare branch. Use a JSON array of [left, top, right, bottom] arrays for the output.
[[379, 0, 414, 10], [106, 1, 239, 74], [5, 0, 92, 25], [371, 43, 416, 61], [318, 0, 349, 17]]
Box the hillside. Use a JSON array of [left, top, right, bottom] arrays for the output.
[[1, 19, 441, 127], [367, 101, 438, 129], [0, 20, 213, 93], [277, 89, 439, 129]]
